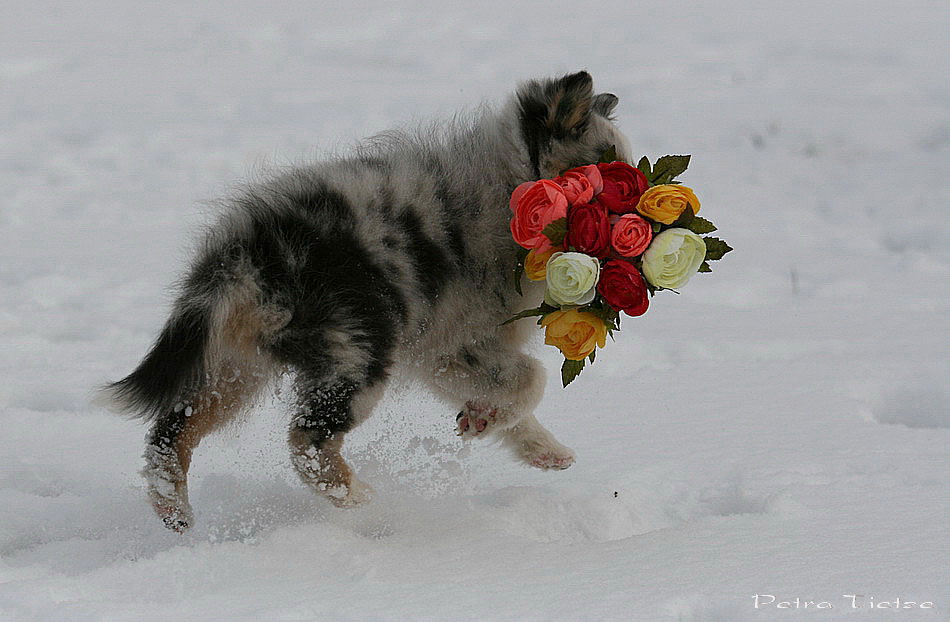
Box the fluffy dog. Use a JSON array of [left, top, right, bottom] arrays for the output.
[[101, 71, 631, 531]]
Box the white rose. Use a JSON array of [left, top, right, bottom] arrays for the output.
[[544, 251, 600, 307], [641, 228, 706, 289]]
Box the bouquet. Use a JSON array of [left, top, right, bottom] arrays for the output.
[[507, 148, 732, 386]]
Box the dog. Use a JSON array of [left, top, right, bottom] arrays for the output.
[[100, 71, 632, 531]]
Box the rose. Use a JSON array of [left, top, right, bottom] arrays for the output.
[[543, 251, 600, 307], [597, 261, 650, 317], [635, 184, 700, 225], [641, 228, 707, 289], [610, 213, 653, 257], [596, 161, 650, 214], [554, 165, 603, 204], [541, 309, 607, 361], [509, 179, 569, 249], [570, 164, 604, 194], [554, 171, 593, 205], [524, 246, 557, 281], [563, 202, 611, 258]]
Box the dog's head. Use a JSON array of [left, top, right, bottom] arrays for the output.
[[514, 71, 630, 179]]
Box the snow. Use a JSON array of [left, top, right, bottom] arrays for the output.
[[2, 1, 948, 620]]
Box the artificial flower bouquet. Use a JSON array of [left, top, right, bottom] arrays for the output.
[[507, 148, 732, 386]]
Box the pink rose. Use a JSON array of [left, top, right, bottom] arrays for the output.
[[554, 165, 604, 205], [610, 213, 653, 257], [510, 179, 569, 249]]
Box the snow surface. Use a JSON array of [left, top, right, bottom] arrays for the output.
[[2, 1, 948, 620]]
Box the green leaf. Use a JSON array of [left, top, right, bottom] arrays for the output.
[[698, 261, 712, 273], [669, 205, 696, 229], [652, 221, 662, 233], [588, 350, 596, 363], [512, 246, 530, 296], [501, 305, 546, 326], [685, 216, 717, 234], [637, 156, 652, 179], [582, 302, 621, 333], [542, 217, 568, 246], [704, 237, 734, 261], [561, 358, 586, 387], [652, 155, 690, 182], [599, 145, 618, 164]]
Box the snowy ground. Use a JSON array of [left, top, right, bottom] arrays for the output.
[[2, 1, 948, 620]]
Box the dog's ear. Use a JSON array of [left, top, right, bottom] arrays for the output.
[[517, 71, 595, 140], [592, 92, 619, 118]]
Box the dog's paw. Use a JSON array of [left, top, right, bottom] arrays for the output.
[[456, 402, 497, 438], [500, 415, 577, 471], [325, 477, 375, 508], [146, 481, 193, 532], [153, 500, 194, 533], [142, 448, 193, 532], [528, 451, 576, 471]]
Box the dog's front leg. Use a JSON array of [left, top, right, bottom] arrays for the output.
[[431, 344, 575, 470]]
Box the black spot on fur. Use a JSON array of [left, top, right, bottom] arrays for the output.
[[423, 156, 469, 268], [461, 347, 479, 368], [517, 71, 595, 178], [240, 185, 405, 387], [397, 206, 452, 301], [517, 94, 549, 179], [292, 381, 359, 446]]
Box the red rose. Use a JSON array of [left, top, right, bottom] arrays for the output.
[[509, 179, 568, 250], [610, 213, 653, 257], [596, 161, 649, 214], [597, 260, 650, 317], [563, 201, 611, 259]]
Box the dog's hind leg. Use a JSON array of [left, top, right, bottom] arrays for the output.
[[143, 360, 267, 531], [287, 376, 385, 507], [142, 288, 280, 531]]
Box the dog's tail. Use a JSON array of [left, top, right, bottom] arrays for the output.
[[98, 298, 214, 422], [98, 245, 290, 421], [97, 225, 290, 420]]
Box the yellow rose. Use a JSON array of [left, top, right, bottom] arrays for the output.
[[524, 247, 556, 281], [541, 309, 607, 361], [635, 185, 700, 225]]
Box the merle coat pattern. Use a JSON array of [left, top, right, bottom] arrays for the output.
[[102, 71, 631, 531]]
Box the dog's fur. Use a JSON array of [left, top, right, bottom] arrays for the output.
[[101, 71, 631, 531]]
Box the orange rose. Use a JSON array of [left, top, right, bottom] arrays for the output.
[[509, 179, 569, 249], [634, 184, 700, 225], [524, 246, 557, 281], [541, 309, 607, 361]]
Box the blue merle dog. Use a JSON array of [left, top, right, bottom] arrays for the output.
[[101, 71, 631, 531]]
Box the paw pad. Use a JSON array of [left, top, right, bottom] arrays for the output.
[[529, 452, 575, 471], [456, 403, 496, 437]]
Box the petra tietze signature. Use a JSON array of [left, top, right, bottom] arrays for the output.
[[753, 594, 935, 611]]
